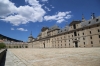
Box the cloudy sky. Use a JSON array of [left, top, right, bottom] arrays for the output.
[[0, 0, 100, 42]]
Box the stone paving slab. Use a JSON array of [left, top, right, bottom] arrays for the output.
[[5, 50, 26, 66]]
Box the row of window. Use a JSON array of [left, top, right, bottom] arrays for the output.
[[62, 30, 99, 39]]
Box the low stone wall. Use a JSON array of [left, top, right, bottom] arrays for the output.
[[0, 49, 7, 66]]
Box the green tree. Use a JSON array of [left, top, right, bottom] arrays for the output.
[[0, 43, 6, 49]]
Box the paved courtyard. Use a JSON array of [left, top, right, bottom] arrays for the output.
[[5, 48, 100, 66]]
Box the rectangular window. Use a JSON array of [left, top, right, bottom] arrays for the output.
[[83, 37, 85, 40], [69, 43, 70, 45], [84, 42, 85, 45], [65, 44, 66, 46], [99, 35, 100, 38], [96, 19, 99, 22], [72, 35, 73, 37], [91, 41, 93, 44], [78, 33, 79, 36], [73, 24, 76, 29], [83, 33, 84, 35], [90, 36, 92, 39], [88, 21, 91, 24], [69, 40, 70, 42], [74, 32, 77, 36], [90, 31, 91, 34], [98, 29, 100, 32]]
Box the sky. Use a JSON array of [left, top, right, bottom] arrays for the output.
[[0, 0, 100, 42]]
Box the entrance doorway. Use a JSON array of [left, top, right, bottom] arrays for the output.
[[75, 42, 78, 47], [43, 43, 45, 48]]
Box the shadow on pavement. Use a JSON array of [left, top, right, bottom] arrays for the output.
[[0, 49, 7, 66]]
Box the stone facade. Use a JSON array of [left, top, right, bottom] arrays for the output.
[[28, 14, 100, 48]]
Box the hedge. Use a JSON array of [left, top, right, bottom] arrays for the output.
[[0, 43, 6, 49]]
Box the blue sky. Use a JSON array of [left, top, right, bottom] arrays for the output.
[[0, 0, 100, 42]]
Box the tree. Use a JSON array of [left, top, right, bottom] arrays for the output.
[[0, 43, 6, 49]]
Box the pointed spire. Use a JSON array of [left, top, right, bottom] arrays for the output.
[[82, 14, 85, 22], [91, 13, 95, 19], [31, 31, 32, 35], [82, 14, 84, 20]]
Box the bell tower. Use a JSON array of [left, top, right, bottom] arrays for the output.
[[28, 31, 34, 42]]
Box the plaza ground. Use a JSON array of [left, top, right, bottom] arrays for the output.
[[5, 48, 100, 66]]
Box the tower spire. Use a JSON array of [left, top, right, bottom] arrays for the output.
[[91, 13, 95, 19], [82, 14, 85, 22], [31, 31, 32, 35]]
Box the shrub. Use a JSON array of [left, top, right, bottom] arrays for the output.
[[0, 43, 6, 49]]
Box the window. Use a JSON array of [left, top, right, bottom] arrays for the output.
[[74, 32, 77, 36], [90, 31, 91, 34], [90, 36, 92, 39], [88, 21, 91, 24], [91, 41, 93, 44], [99, 35, 100, 38], [84, 42, 85, 45], [65, 40, 66, 42], [72, 35, 73, 37], [84, 46, 85, 47], [83, 33, 84, 35], [78, 33, 79, 36], [61, 41, 62, 43], [65, 44, 66, 46], [98, 29, 100, 32], [61, 44, 62, 46], [69, 43, 70, 45], [73, 24, 76, 29], [82, 29, 84, 30], [83, 37, 85, 40], [69, 40, 70, 42], [96, 19, 99, 22]]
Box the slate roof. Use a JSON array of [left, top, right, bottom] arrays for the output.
[[81, 16, 100, 27]]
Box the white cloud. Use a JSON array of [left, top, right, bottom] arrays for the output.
[[44, 6, 51, 11], [41, 0, 48, 2], [0, 0, 72, 25], [44, 11, 72, 23], [0, 0, 46, 26], [57, 19, 65, 23], [17, 28, 28, 31], [11, 28, 14, 30]]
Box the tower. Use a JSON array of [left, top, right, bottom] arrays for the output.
[[91, 13, 95, 19], [82, 14, 85, 22], [28, 31, 34, 42]]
